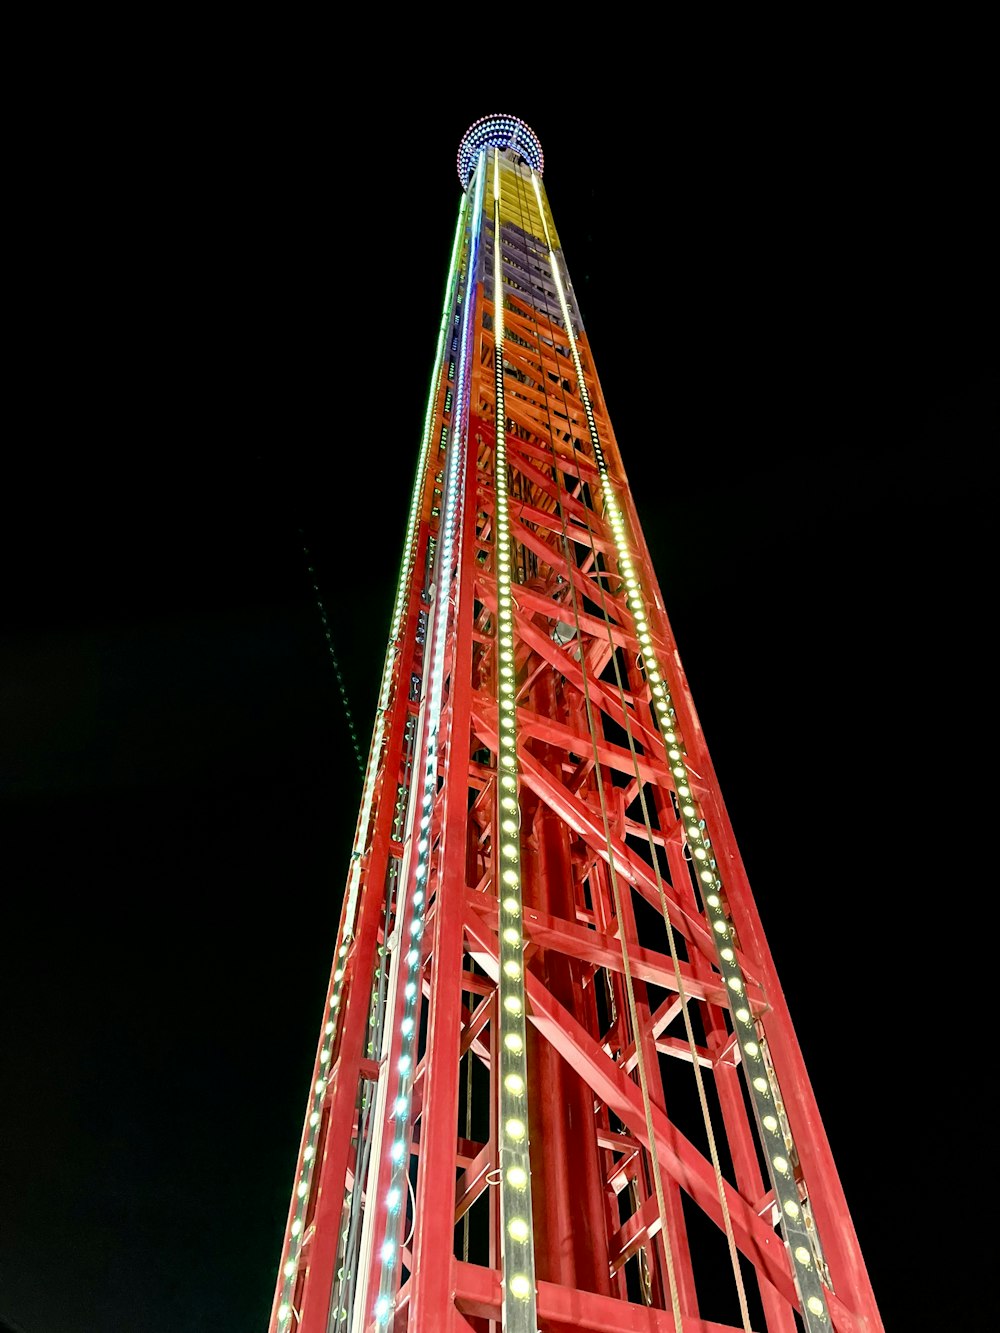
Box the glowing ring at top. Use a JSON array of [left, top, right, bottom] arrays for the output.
[[457, 115, 543, 187]]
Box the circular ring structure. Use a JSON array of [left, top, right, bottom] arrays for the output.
[[457, 114, 543, 187]]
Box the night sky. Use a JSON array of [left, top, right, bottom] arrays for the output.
[[2, 60, 994, 1333]]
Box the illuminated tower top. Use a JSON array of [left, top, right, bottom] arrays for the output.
[[456, 113, 544, 185]]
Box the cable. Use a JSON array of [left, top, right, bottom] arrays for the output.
[[298, 529, 364, 776]]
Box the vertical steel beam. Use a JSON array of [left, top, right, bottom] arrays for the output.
[[409, 343, 484, 1329]]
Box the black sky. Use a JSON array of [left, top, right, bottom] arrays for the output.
[[2, 52, 995, 1333]]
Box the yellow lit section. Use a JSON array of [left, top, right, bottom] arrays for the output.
[[482, 155, 558, 249]]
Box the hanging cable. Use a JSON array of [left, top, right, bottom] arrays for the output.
[[299, 529, 365, 777]]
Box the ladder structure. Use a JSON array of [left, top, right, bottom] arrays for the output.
[[269, 114, 883, 1333]]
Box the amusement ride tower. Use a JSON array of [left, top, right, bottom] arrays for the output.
[[268, 114, 883, 1333]]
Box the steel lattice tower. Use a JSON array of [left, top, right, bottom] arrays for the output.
[[269, 115, 882, 1333]]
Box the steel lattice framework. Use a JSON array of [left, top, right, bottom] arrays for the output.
[[269, 115, 883, 1333]]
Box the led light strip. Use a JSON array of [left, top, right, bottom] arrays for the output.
[[457, 114, 543, 187], [491, 147, 539, 1333], [532, 175, 833, 1331], [273, 195, 473, 1333], [371, 173, 481, 1329]]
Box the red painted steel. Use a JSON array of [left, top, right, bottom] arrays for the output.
[[270, 130, 883, 1333], [408, 373, 482, 1327]]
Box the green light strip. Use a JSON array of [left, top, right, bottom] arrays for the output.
[[372, 164, 481, 1329], [492, 148, 538, 1332], [532, 175, 832, 1330], [273, 194, 472, 1332]]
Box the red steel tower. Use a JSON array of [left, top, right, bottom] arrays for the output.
[[269, 115, 883, 1333]]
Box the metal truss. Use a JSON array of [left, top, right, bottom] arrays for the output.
[[269, 121, 883, 1333]]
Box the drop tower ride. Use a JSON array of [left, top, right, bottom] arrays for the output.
[[268, 114, 883, 1333]]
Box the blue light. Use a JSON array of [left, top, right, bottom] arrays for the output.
[[457, 115, 544, 187]]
